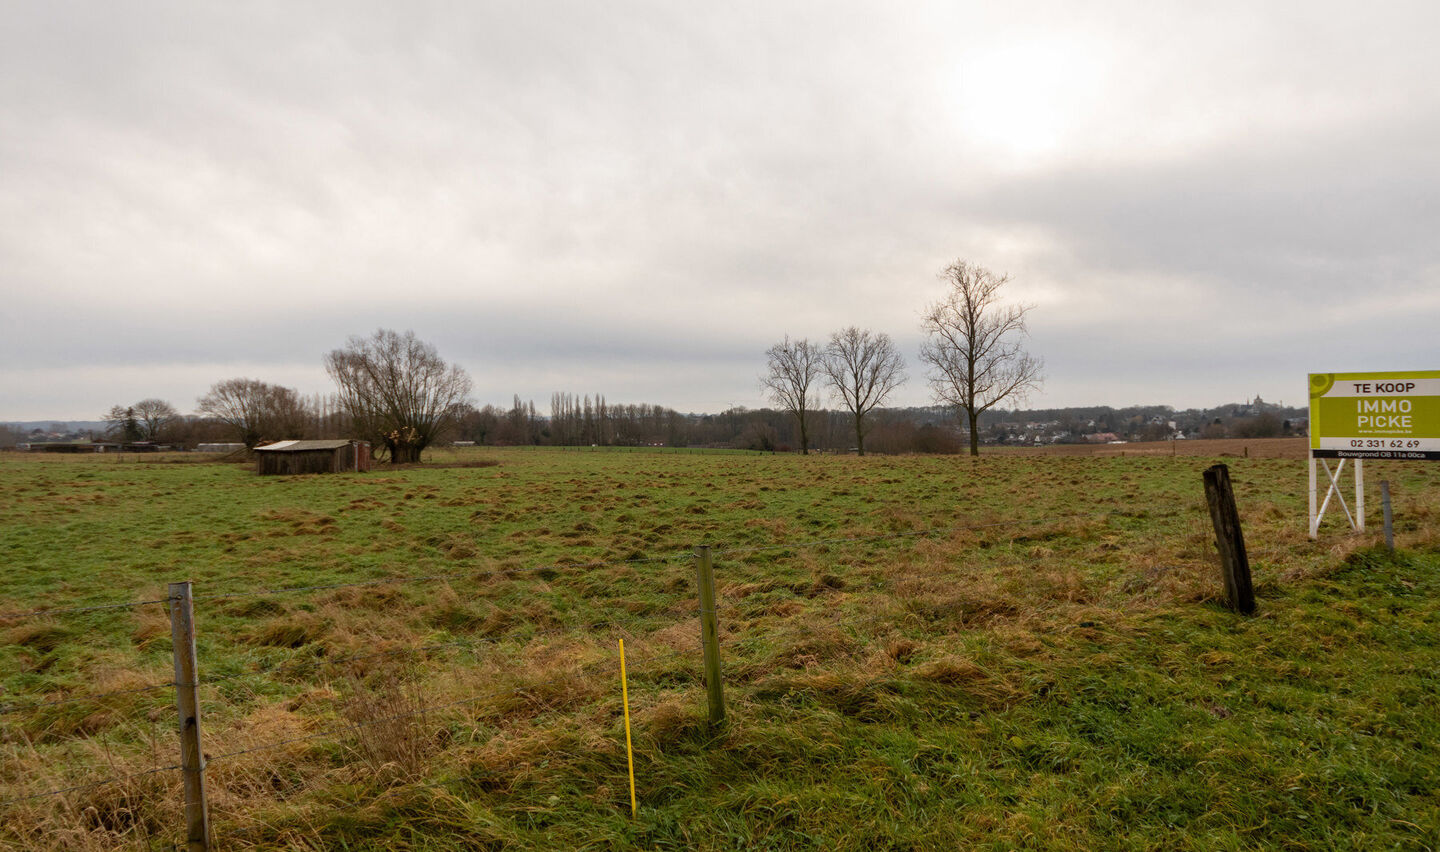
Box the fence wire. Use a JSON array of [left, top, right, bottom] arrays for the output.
[[1, 508, 1150, 620], [1, 503, 1213, 831], [713, 507, 1164, 558], [218, 646, 692, 841], [190, 550, 694, 605], [207, 643, 692, 763], [0, 679, 176, 716], [0, 764, 182, 808], [197, 622, 627, 690], [2, 642, 692, 814], [0, 596, 174, 622]]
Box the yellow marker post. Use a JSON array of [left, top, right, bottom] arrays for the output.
[[619, 638, 638, 818]]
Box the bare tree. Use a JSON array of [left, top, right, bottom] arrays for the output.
[[920, 260, 1043, 456], [133, 398, 179, 440], [761, 336, 824, 454], [822, 327, 906, 456], [325, 329, 472, 463], [197, 379, 307, 448]]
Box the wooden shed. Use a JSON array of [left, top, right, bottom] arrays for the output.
[[254, 440, 371, 476]]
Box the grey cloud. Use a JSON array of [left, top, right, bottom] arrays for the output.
[[3, 2, 1438, 420]]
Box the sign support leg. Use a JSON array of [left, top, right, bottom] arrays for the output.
[[1355, 458, 1365, 532], [1308, 452, 1318, 539], [1317, 459, 1349, 529]]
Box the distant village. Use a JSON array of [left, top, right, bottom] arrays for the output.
[[971, 395, 1307, 447]]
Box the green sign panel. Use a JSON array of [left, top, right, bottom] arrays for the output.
[[1309, 371, 1440, 460]]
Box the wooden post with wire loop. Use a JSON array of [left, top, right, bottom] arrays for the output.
[[169, 581, 211, 851]]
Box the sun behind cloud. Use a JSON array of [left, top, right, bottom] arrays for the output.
[[943, 35, 1109, 169]]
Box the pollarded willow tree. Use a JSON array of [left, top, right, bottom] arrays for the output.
[[823, 327, 906, 456], [325, 329, 473, 463], [761, 335, 824, 454], [920, 260, 1043, 456]]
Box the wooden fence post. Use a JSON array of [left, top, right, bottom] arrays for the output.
[[693, 545, 726, 726], [1202, 464, 1256, 615], [169, 581, 211, 852]]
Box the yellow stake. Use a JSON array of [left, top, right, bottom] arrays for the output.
[[619, 638, 638, 819]]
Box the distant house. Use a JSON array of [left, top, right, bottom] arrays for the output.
[[254, 440, 371, 476]]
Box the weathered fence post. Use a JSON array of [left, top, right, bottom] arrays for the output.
[[1202, 464, 1256, 615], [169, 581, 211, 852], [693, 545, 726, 726], [1381, 480, 1394, 552]]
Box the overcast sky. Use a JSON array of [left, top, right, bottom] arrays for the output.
[[3, 2, 1437, 421]]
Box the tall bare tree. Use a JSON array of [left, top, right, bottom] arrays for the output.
[[920, 260, 1043, 456], [325, 329, 472, 463], [197, 379, 307, 448], [822, 327, 906, 456], [761, 336, 824, 454], [133, 398, 179, 440]]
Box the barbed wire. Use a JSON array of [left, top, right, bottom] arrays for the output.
[[3, 642, 692, 815], [219, 768, 494, 842], [207, 644, 692, 764], [198, 641, 478, 687], [1, 622, 696, 721], [0, 679, 176, 716], [197, 622, 632, 689], [0, 635, 599, 718], [3, 509, 1180, 619], [0, 486, 1351, 835], [221, 647, 695, 836], [0, 595, 174, 622], [713, 508, 1131, 558], [189, 550, 695, 605], [0, 551, 693, 623], [0, 764, 181, 808], [190, 572, 468, 603], [0, 507, 1200, 723]]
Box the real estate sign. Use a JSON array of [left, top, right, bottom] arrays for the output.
[[1309, 371, 1440, 461]]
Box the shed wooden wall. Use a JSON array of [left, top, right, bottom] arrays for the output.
[[255, 442, 371, 475], [257, 448, 343, 476]]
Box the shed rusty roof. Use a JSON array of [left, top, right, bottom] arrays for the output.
[[253, 439, 358, 452]]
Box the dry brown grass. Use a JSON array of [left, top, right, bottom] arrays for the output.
[[339, 662, 434, 777], [1, 733, 182, 852], [244, 612, 331, 649]]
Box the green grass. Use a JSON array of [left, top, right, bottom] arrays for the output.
[[2, 446, 1439, 850]]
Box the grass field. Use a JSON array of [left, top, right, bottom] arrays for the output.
[[3, 442, 1439, 850]]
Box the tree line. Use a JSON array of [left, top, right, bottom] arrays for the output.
[[6, 257, 1304, 460], [19, 258, 1048, 460]]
